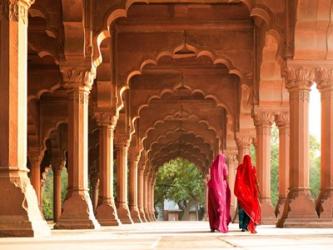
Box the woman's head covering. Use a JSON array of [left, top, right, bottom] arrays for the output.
[[234, 154, 261, 232], [207, 154, 231, 233]]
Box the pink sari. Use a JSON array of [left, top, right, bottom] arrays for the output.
[[207, 154, 231, 233]]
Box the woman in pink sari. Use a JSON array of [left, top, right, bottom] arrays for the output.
[[207, 154, 231, 233]]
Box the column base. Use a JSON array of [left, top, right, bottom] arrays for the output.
[[0, 175, 51, 237], [275, 197, 287, 219], [117, 204, 133, 224], [54, 191, 100, 229], [260, 198, 277, 224], [129, 206, 141, 223], [146, 211, 153, 222], [140, 209, 147, 222], [277, 189, 318, 228], [96, 202, 121, 226], [315, 189, 333, 227]]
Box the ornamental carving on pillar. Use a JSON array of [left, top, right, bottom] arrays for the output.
[[95, 112, 118, 129], [1, 0, 34, 24], [115, 134, 130, 148], [275, 112, 290, 128], [61, 67, 96, 91], [253, 111, 274, 127], [225, 149, 238, 167], [316, 67, 333, 91], [283, 64, 315, 90], [235, 134, 252, 149]]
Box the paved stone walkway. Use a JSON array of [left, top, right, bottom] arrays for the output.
[[1, 221, 333, 250]]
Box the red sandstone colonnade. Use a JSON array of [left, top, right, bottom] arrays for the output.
[[1, 0, 333, 237]]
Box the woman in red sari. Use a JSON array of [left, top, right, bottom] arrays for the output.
[[234, 155, 261, 233], [207, 154, 231, 233]]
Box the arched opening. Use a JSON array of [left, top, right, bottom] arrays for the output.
[[155, 158, 205, 221], [309, 84, 321, 198], [270, 124, 279, 207], [42, 167, 68, 221]]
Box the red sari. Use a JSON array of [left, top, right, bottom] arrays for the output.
[[234, 155, 261, 233], [207, 154, 231, 233]]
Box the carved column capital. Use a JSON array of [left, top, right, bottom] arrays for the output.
[[51, 157, 65, 172], [253, 111, 274, 127], [283, 64, 315, 90], [235, 134, 252, 149], [61, 66, 96, 92], [28, 148, 43, 166], [225, 149, 238, 165], [316, 67, 333, 91], [115, 134, 130, 148], [0, 0, 34, 24], [275, 112, 290, 128], [95, 112, 118, 129]]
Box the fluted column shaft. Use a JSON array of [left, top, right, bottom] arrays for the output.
[[95, 119, 120, 225], [116, 139, 133, 224], [55, 70, 100, 229], [0, 0, 50, 237], [129, 157, 141, 222], [143, 170, 150, 220], [316, 68, 333, 221], [138, 168, 147, 221], [254, 111, 276, 224], [277, 64, 317, 227], [275, 113, 290, 218]]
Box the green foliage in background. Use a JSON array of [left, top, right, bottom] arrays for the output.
[[269, 126, 321, 206], [42, 168, 68, 220], [155, 158, 205, 218]]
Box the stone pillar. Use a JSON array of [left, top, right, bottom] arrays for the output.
[[235, 135, 252, 163], [55, 69, 100, 229], [129, 156, 141, 222], [138, 168, 147, 222], [52, 158, 65, 223], [143, 170, 150, 221], [225, 150, 238, 221], [202, 174, 209, 221], [148, 173, 155, 221], [277, 64, 318, 227], [0, 0, 50, 237], [147, 173, 153, 221], [29, 154, 42, 206], [116, 138, 133, 224], [316, 68, 333, 224], [275, 112, 290, 219], [253, 111, 276, 224], [95, 117, 120, 226], [152, 177, 157, 221]]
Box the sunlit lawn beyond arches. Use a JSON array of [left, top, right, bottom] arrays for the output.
[[155, 158, 205, 220]]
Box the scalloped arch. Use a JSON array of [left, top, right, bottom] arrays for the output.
[[147, 129, 215, 156], [144, 123, 218, 153], [93, 0, 253, 68]]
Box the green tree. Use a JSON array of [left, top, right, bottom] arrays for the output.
[[155, 158, 204, 220], [269, 126, 321, 205], [270, 125, 279, 206], [42, 167, 68, 220], [309, 135, 321, 198]]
